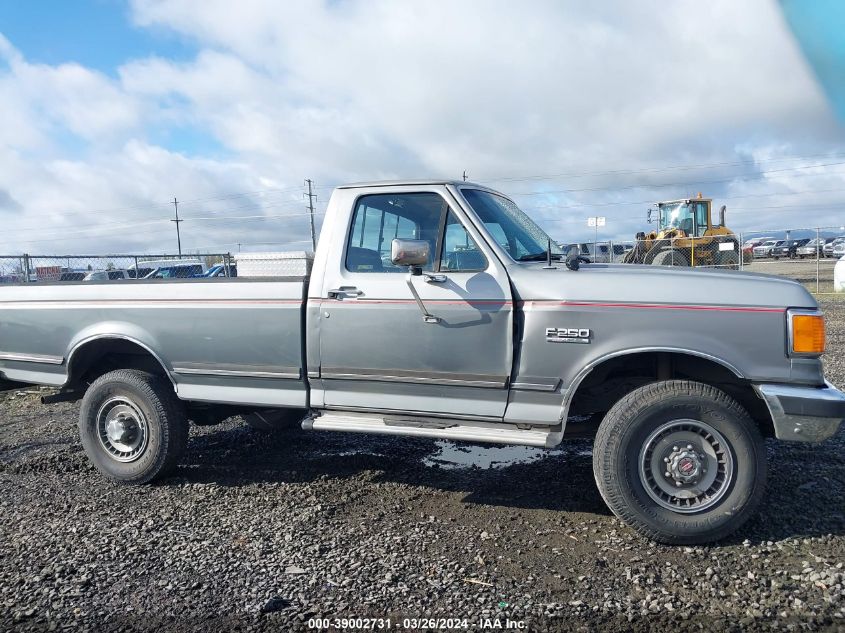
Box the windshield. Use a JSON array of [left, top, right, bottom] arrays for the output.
[[658, 202, 693, 231], [460, 189, 561, 260]]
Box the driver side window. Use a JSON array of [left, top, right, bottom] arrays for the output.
[[346, 193, 444, 273]]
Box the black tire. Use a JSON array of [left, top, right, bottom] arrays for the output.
[[593, 380, 766, 544], [715, 247, 739, 270], [79, 369, 188, 485], [244, 408, 306, 432], [650, 249, 689, 267]]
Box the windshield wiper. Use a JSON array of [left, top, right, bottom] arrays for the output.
[[517, 252, 562, 261]]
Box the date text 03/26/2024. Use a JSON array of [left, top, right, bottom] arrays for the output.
[[307, 617, 527, 630]]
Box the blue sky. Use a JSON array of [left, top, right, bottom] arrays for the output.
[[0, 1, 192, 75], [0, 1, 843, 254]]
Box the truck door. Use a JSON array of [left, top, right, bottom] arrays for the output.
[[313, 186, 514, 420]]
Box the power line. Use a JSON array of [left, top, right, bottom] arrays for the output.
[[2, 209, 320, 240], [503, 160, 845, 197], [0, 213, 323, 248], [476, 151, 845, 184], [526, 185, 845, 212], [539, 200, 845, 225], [9, 153, 845, 225], [9, 186, 308, 225]]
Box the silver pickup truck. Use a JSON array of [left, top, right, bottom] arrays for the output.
[[1, 180, 843, 544]]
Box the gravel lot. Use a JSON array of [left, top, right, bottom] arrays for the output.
[[1, 297, 843, 632]]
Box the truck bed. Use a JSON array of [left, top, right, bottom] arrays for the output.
[[0, 278, 308, 408]]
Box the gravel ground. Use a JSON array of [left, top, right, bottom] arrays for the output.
[[1, 297, 844, 632], [743, 259, 839, 293]]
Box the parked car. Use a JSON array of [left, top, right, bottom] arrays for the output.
[[142, 263, 206, 279], [823, 237, 845, 258], [771, 238, 810, 259], [833, 241, 845, 259], [197, 263, 237, 278], [59, 271, 87, 282], [128, 258, 207, 279], [741, 237, 774, 262], [0, 179, 843, 545], [83, 270, 129, 282], [796, 237, 834, 259], [752, 239, 783, 258]]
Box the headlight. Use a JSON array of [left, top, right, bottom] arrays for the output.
[[788, 310, 825, 355]]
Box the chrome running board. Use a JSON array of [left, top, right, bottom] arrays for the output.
[[302, 411, 562, 448]]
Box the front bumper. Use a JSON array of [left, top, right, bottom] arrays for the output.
[[753, 381, 845, 442]]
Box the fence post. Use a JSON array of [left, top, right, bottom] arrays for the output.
[[738, 232, 743, 271], [22, 254, 30, 283], [816, 227, 820, 294], [134, 256, 139, 281], [225, 252, 232, 277]]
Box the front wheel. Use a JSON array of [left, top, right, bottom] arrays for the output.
[[593, 380, 766, 544], [79, 369, 188, 484]]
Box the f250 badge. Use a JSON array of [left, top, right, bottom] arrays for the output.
[[546, 327, 592, 344]]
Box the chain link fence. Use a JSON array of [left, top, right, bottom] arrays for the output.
[[0, 231, 842, 294], [563, 225, 845, 295], [0, 251, 316, 283]]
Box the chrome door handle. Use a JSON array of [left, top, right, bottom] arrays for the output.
[[423, 274, 447, 283], [327, 286, 363, 299]]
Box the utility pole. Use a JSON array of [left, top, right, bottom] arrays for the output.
[[304, 179, 317, 251], [462, 170, 468, 182], [171, 197, 183, 257]]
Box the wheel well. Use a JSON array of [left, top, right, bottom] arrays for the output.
[[565, 351, 773, 438], [66, 338, 172, 392]]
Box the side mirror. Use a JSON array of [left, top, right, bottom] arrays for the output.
[[391, 239, 430, 269], [392, 238, 438, 324]]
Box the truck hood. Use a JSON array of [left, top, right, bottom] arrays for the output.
[[507, 262, 818, 309]]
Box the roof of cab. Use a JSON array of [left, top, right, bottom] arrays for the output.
[[336, 179, 488, 189]]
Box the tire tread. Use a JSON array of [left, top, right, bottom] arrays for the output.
[[593, 379, 767, 544], [79, 369, 188, 485]]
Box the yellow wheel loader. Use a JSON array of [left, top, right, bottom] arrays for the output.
[[622, 195, 740, 269]]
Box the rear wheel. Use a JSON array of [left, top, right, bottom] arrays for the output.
[[79, 370, 188, 484], [715, 247, 739, 270], [593, 380, 766, 544]]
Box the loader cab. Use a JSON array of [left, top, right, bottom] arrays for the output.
[[655, 198, 712, 238]]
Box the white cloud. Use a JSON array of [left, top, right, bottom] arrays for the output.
[[0, 0, 844, 259]]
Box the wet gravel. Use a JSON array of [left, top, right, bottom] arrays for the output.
[[1, 297, 844, 632]]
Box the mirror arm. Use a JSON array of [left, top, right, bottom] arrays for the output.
[[406, 269, 440, 324]]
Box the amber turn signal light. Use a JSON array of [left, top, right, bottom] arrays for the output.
[[791, 314, 825, 354]]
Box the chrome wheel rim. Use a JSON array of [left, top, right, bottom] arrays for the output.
[[96, 397, 149, 463], [638, 419, 734, 513]]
